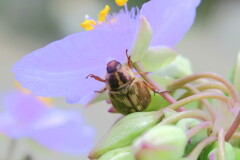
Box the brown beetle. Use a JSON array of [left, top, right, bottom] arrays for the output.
[[86, 50, 166, 115]]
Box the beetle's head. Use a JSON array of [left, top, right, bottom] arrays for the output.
[[106, 60, 122, 73]]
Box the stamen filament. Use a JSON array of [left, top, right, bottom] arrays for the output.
[[225, 109, 240, 141], [158, 110, 211, 126], [187, 121, 213, 139], [169, 72, 239, 103], [167, 92, 231, 111], [187, 136, 217, 160], [218, 129, 226, 160], [183, 84, 216, 120]]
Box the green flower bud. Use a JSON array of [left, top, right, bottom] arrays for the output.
[[99, 147, 135, 160], [176, 118, 208, 156], [199, 142, 235, 160], [234, 147, 240, 159], [163, 108, 178, 118], [176, 118, 201, 131], [133, 125, 187, 160], [89, 111, 162, 159]]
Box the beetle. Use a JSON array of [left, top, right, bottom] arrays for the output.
[[86, 50, 166, 115]]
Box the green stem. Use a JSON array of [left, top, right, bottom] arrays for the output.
[[187, 136, 217, 160], [218, 129, 226, 160], [187, 121, 213, 139], [183, 84, 216, 121], [133, 62, 177, 104], [167, 92, 231, 110], [225, 110, 240, 141], [169, 72, 239, 103], [158, 110, 211, 126]]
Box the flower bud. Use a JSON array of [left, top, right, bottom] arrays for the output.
[[99, 147, 135, 160], [133, 125, 187, 160], [89, 111, 162, 159], [234, 147, 240, 159], [199, 142, 235, 160]]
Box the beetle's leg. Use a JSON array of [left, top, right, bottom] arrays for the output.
[[86, 74, 105, 82], [125, 49, 133, 69], [94, 87, 107, 93], [143, 81, 169, 95]]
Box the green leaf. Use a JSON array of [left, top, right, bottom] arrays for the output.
[[99, 147, 135, 160], [141, 46, 177, 72], [89, 111, 162, 159], [131, 16, 152, 62]]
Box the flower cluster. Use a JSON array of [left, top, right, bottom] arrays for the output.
[[11, 0, 240, 159]]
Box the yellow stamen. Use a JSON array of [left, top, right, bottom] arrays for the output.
[[98, 5, 110, 22], [36, 96, 54, 107], [14, 80, 54, 107], [81, 19, 97, 31], [14, 80, 31, 94], [115, 0, 128, 7]]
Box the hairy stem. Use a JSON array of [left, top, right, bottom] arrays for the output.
[[225, 110, 240, 141], [158, 110, 211, 126], [133, 62, 177, 104], [187, 121, 213, 139], [167, 92, 231, 110], [169, 72, 239, 103], [187, 136, 217, 160], [218, 129, 226, 160], [183, 84, 216, 120]]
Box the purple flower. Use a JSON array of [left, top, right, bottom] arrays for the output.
[[12, 0, 201, 104], [0, 90, 95, 155]]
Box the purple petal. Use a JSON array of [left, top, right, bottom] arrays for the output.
[[0, 91, 48, 138], [12, 9, 138, 104], [140, 0, 201, 47], [29, 109, 95, 155]]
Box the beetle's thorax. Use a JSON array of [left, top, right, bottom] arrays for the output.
[[105, 60, 135, 91]]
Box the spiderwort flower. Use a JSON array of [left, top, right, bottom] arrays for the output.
[[0, 90, 95, 155], [12, 0, 201, 104]]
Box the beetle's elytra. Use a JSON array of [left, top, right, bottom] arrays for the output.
[[86, 50, 165, 115]]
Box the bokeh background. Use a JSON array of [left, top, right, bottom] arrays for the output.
[[0, 0, 240, 159]]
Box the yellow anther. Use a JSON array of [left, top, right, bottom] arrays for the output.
[[36, 96, 54, 107], [98, 5, 110, 22], [14, 80, 54, 107], [81, 19, 97, 31], [115, 0, 128, 7], [14, 80, 31, 94]]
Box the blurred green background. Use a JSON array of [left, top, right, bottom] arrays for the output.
[[0, 0, 239, 160]]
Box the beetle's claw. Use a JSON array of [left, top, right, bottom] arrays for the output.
[[86, 74, 93, 79]]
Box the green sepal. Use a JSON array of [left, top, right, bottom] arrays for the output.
[[99, 147, 135, 160], [131, 16, 152, 62], [141, 46, 177, 72], [89, 111, 162, 159], [157, 55, 192, 78]]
